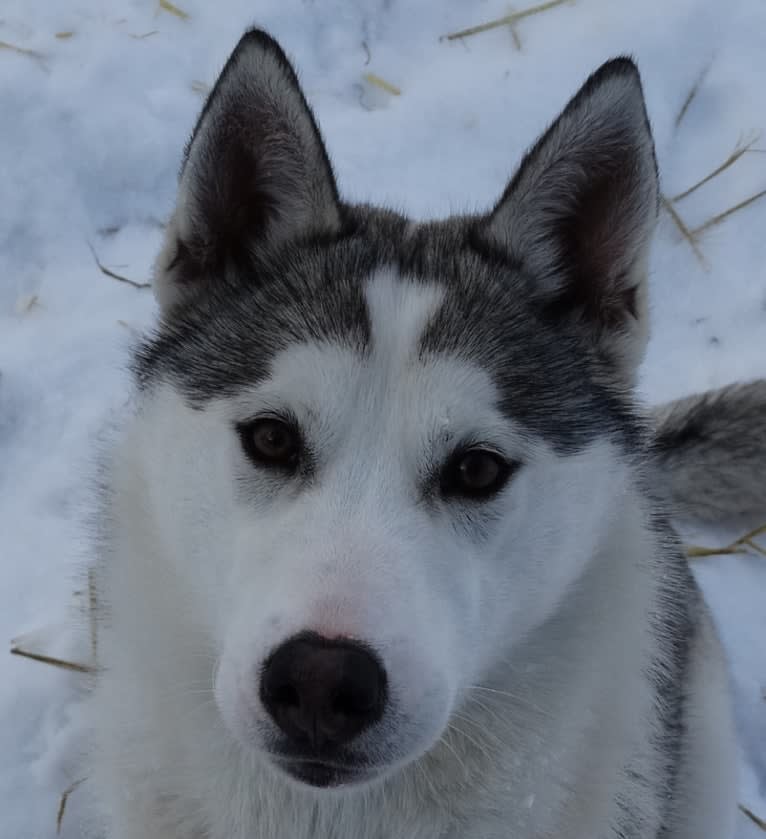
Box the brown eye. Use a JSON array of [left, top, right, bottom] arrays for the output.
[[441, 448, 514, 500], [238, 417, 301, 469]]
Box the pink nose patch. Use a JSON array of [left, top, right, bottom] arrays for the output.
[[309, 597, 366, 642]]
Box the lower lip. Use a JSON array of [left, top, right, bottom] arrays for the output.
[[280, 760, 363, 789]]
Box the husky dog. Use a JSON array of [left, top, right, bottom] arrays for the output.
[[83, 29, 766, 839]]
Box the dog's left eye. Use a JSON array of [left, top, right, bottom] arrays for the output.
[[440, 448, 515, 500], [237, 417, 301, 469]]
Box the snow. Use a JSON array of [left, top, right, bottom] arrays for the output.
[[1, 0, 765, 836]]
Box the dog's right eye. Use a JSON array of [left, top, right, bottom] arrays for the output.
[[440, 447, 515, 500], [237, 418, 301, 470]]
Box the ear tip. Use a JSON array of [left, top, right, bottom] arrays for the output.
[[239, 27, 284, 53], [588, 56, 644, 94], [597, 56, 640, 77], [229, 28, 301, 83], [575, 55, 650, 126], [235, 27, 294, 68]]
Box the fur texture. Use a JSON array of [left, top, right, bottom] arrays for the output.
[[653, 380, 766, 521], [80, 29, 759, 839]]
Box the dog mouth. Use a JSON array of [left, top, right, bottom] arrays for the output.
[[273, 757, 374, 789]]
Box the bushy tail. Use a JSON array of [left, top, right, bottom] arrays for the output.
[[651, 380, 766, 522]]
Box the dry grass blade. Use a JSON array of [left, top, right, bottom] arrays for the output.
[[674, 63, 710, 130], [130, 30, 159, 40], [442, 0, 572, 41], [672, 136, 761, 202], [57, 778, 86, 834], [159, 0, 190, 20], [691, 188, 766, 236], [88, 243, 151, 289], [88, 567, 99, 662], [17, 293, 40, 313], [55, 31, 75, 40], [10, 646, 95, 674], [686, 544, 747, 559], [364, 73, 401, 96], [687, 523, 766, 559], [0, 39, 43, 58], [660, 197, 706, 266], [739, 803, 766, 832], [0, 39, 47, 69]]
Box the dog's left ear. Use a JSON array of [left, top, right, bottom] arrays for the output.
[[478, 58, 658, 386], [154, 29, 342, 312]]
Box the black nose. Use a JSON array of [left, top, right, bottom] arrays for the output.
[[260, 632, 387, 751]]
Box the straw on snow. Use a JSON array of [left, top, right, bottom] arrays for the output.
[[672, 135, 762, 202], [663, 136, 766, 263], [441, 0, 573, 42], [87, 242, 151, 290], [686, 523, 766, 560], [158, 0, 190, 21]]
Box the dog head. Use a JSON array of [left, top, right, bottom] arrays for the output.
[[136, 30, 657, 789]]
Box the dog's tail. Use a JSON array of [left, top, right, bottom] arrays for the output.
[[651, 380, 766, 522]]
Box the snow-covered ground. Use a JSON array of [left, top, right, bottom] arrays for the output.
[[1, 1, 765, 836]]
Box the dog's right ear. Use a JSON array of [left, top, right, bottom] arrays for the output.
[[154, 30, 342, 312]]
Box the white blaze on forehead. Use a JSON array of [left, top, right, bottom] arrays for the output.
[[364, 267, 445, 368], [362, 269, 515, 447], [230, 268, 447, 419], [226, 266, 515, 457]]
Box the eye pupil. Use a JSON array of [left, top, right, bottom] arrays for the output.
[[258, 426, 289, 455], [459, 451, 499, 489], [239, 418, 300, 468], [441, 448, 514, 500]]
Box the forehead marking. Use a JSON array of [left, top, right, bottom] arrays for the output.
[[364, 267, 445, 368]]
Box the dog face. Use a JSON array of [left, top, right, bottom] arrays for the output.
[[134, 31, 658, 789]]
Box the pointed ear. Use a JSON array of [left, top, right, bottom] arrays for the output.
[[477, 58, 659, 386], [154, 29, 342, 311]]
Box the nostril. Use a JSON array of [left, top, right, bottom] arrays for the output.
[[268, 682, 300, 709], [333, 682, 378, 717]]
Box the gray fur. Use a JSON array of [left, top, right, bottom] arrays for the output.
[[153, 29, 342, 312], [480, 57, 659, 386], [653, 380, 766, 521], [137, 207, 647, 457]]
